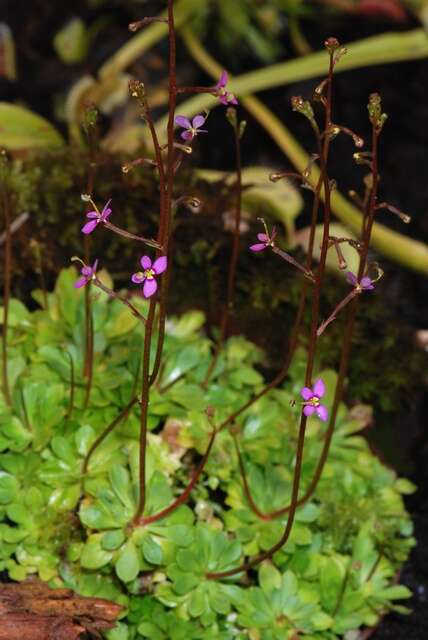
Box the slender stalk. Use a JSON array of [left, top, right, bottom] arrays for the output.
[[207, 409, 308, 579], [134, 300, 156, 522], [104, 221, 163, 250], [237, 102, 382, 522], [82, 397, 138, 476], [148, 0, 178, 389], [93, 277, 147, 325], [203, 117, 243, 387], [207, 45, 337, 579], [135, 427, 217, 525], [0, 160, 11, 406], [317, 289, 358, 336], [132, 1, 178, 525], [233, 434, 272, 522], [272, 245, 314, 280], [217, 155, 323, 434]]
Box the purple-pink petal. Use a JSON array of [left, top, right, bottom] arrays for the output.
[[74, 276, 88, 289], [143, 278, 158, 298], [192, 115, 206, 129], [153, 256, 167, 274], [300, 387, 314, 401], [346, 271, 358, 286], [86, 211, 99, 219], [250, 243, 267, 252], [82, 219, 98, 234], [100, 208, 112, 222], [316, 405, 329, 422], [361, 277, 374, 289], [219, 95, 228, 106], [81, 266, 92, 277], [140, 255, 152, 270], [229, 95, 238, 105], [218, 70, 228, 88], [175, 115, 191, 129], [131, 272, 144, 284], [303, 405, 315, 417], [257, 233, 268, 242], [313, 379, 325, 398], [91, 259, 99, 273]]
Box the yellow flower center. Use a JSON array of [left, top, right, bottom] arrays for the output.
[[309, 396, 320, 407], [144, 268, 155, 280]]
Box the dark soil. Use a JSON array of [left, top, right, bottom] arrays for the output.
[[1, 2, 427, 639]]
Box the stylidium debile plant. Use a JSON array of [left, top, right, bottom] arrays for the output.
[[69, 3, 412, 584], [0, 2, 415, 637]]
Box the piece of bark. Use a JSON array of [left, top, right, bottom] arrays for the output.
[[0, 580, 123, 640]]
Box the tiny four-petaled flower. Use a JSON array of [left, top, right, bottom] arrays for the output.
[[249, 227, 277, 252], [175, 115, 208, 141], [131, 255, 167, 298], [213, 71, 238, 106], [82, 199, 112, 235], [300, 379, 328, 422], [346, 271, 375, 291], [74, 259, 98, 289]]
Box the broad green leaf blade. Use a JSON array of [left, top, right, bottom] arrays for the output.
[[0, 103, 64, 150]]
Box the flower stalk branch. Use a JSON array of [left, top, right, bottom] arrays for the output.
[[0, 151, 12, 406]]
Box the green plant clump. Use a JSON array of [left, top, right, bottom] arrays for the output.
[[0, 269, 415, 639]]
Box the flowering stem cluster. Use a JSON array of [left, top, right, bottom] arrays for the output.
[[69, 2, 409, 583]]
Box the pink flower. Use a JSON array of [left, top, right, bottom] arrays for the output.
[[131, 255, 167, 298], [346, 271, 374, 291], [82, 200, 112, 235], [213, 71, 238, 106], [74, 259, 98, 288], [300, 379, 328, 422], [249, 227, 277, 252], [175, 115, 208, 141]]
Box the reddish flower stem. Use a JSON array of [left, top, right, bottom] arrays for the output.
[[234, 105, 381, 524], [134, 0, 178, 522], [207, 47, 336, 579], [317, 289, 359, 336], [135, 427, 217, 526], [232, 434, 272, 521], [272, 245, 315, 280], [104, 221, 162, 250], [92, 277, 147, 325], [82, 397, 138, 476], [177, 86, 214, 94], [134, 299, 156, 522], [217, 142, 324, 435], [0, 160, 12, 406]]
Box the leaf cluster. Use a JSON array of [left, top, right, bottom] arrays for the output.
[[0, 269, 415, 639]]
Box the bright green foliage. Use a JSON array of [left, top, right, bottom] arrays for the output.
[[0, 270, 415, 638]]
